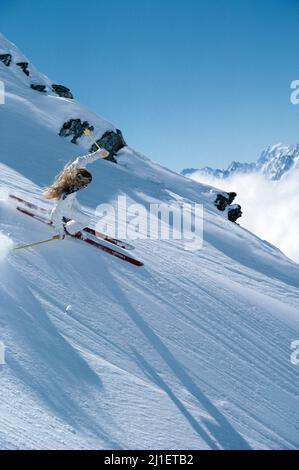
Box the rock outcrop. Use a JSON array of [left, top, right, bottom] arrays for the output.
[[52, 84, 73, 99], [16, 61, 30, 76], [215, 192, 237, 211], [214, 191, 242, 223], [30, 84, 46, 93], [227, 204, 242, 223], [0, 53, 12, 66], [59, 119, 94, 144], [89, 129, 126, 163]]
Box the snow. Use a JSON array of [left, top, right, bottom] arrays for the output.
[[0, 232, 13, 261], [0, 33, 299, 450]]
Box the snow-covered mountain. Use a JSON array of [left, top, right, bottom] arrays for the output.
[[181, 142, 299, 264], [1, 33, 299, 450], [182, 143, 299, 181]]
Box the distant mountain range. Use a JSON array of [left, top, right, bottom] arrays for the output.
[[182, 143, 299, 181]]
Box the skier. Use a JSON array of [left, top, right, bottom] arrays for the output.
[[43, 149, 109, 238]]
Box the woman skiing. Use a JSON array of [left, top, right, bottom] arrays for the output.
[[43, 148, 109, 238]]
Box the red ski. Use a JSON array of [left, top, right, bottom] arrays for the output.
[[14, 203, 144, 267], [72, 232, 143, 266], [9, 194, 135, 250]]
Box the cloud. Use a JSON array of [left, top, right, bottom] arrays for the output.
[[192, 169, 299, 264]]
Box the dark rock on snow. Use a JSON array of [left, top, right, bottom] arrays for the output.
[[215, 192, 242, 222], [89, 129, 126, 163], [59, 119, 94, 144], [228, 205, 242, 223], [0, 53, 12, 66], [16, 61, 30, 76], [52, 84, 74, 99], [214, 192, 237, 211], [30, 84, 46, 93]]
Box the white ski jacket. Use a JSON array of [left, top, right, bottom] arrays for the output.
[[51, 149, 108, 235]]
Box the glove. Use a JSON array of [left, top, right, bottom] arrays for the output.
[[64, 220, 83, 236]]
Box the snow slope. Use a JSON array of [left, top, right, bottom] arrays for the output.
[[0, 34, 299, 450]]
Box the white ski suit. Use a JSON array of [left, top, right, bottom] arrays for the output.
[[51, 149, 108, 236]]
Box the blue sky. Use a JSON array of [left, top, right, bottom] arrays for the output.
[[1, 0, 299, 172]]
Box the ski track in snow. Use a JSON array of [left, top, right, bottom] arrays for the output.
[[0, 33, 299, 449], [0, 164, 298, 450]]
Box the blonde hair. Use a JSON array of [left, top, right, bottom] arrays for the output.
[[43, 164, 92, 200]]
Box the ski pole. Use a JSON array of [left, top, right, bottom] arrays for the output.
[[14, 235, 61, 251], [83, 129, 109, 158]]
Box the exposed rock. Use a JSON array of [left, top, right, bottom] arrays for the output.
[[227, 192, 237, 205], [52, 84, 73, 99], [16, 61, 30, 76], [214, 191, 242, 222], [59, 119, 94, 144], [89, 129, 126, 163], [214, 192, 236, 211], [30, 84, 46, 93], [228, 204, 242, 223], [0, 53, 12, 66]]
